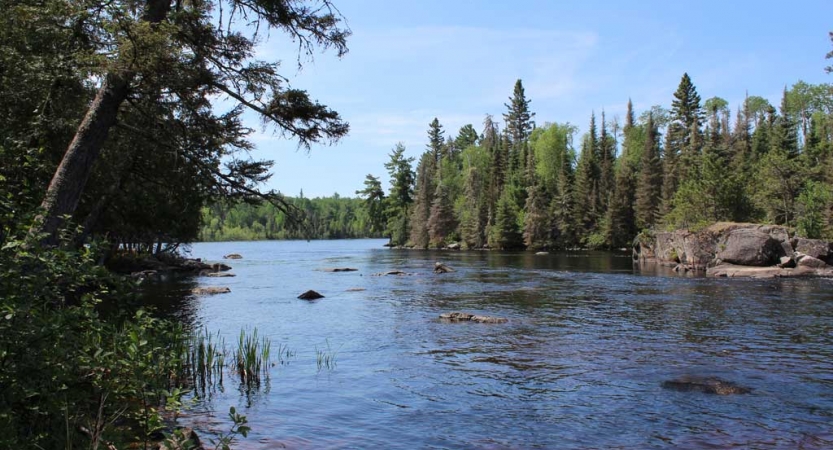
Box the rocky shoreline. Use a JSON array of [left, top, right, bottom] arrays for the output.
[[633, 222, 833, 278]]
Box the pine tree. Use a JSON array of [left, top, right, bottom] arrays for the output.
[[504, 79, 535, 177], [572, 121, 600, 238], [490, 186, 524, 249], [598, 111, 616, 213], [383, 143, 415, 246], [670, 73, 704, 189], [355, 174, 386, 234], [455, 124, 479, 149], [635, 114, 662, 229], [427, 181, 456, 247], [427, 117, 445, 162], [409, 152, 436, 248]]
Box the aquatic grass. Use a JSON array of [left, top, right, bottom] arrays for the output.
[[275, 343, 296, 365], [185, 327, 227, 395], [235, 327, 272, 388], [315, 339, 339, 372]]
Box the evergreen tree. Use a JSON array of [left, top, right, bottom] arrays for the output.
[[427, 181, 457, 247], [410, 152, 437, 248], [635, 114, 662, 229], [384, 143, 415, 246], [504, 79, 535, 175], [572, 122, 600, 238], [490, 187, 524, 249], [598, 111, 616, 215], [427, 118, 445, 162], [455, 124, 479, 149], [356, 174, 387, 235]]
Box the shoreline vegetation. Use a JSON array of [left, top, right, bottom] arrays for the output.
[[1, 0, 833, 446]]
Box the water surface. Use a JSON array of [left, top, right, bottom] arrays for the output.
[[147, 239, 833, 449]]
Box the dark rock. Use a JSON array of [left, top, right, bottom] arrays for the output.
[[211, 263, 232, 272], [298, 290, 324, 300], [192, 286, 230, 295], [322, 267, 358, 272], [434, 262, 456, 274], [223, 253, 243, 260], [716, 228, 781, 266], [661, 375, 751, 395], [439, 311, 508, 324], [345, 288, 366, 292]]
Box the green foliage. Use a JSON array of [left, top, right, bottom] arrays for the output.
[[200, 195, 381, 242], [796, 181, 832, 238], [0, 231, 188, 449]]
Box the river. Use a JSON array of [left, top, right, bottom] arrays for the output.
[[142, 239, 833, 449]]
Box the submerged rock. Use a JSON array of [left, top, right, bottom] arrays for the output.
[[434, 262, 456, 274], [373, 270, 409, 276], [345, 288, 366, 292], [298, 290, 324, 300], [322, 267, 358, 272], [223, 253, 243, 259], [203, 271, 236, 277], [439, 311, 508, 324], [661, 375, 751, 395], [192, 286, 231, 295]]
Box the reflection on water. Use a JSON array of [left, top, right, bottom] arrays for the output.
[[144, 239, 833, 449]]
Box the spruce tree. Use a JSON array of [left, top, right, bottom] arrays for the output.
[[409, 152, 436, 248], [383, 143, 415, 246], [427, 181, 456, 247], [635, 114, 662, 229], [490, 187, 524, 250], [427, 118, 445, 162]]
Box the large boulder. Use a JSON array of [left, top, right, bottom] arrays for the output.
[[716, 228, 783, 266]]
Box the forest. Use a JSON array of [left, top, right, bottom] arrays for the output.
[[361, 76, 833, 250], [199, 194, 384, 241]]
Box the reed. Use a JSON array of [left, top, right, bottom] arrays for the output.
[[315, 339, 338, 371], [235, 327, 271, 387]]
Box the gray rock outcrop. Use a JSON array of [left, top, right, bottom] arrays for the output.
[[634, 222, 833, 278]]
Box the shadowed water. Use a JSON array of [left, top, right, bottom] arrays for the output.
[[142, 239, 833, 449]]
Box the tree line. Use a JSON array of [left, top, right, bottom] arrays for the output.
[[200, 193, 384, 241], [360, 76, 833, 250]]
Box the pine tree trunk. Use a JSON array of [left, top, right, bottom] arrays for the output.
[[34, 73, 132, 246], [32, 0, 171, 246]]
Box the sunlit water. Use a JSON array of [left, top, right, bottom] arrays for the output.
[[142, 239, 833, 449]]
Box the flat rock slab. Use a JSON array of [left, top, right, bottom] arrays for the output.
[[298, 290, 325, 300], [345, 288, 366, 292], [708, 265, 833, 278], [204, 272, 236, 277], [223, 253, 243, 259], [321, 268, 358, 272], [439, 311, 508, 324], [662, 375, 751, 395], [192, 286, 231, 295], [373, 270, 410, 276]]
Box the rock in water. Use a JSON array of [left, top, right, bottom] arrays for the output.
[[298, 290, 324, 300], [439, 311, 508, 324], [192, 286, 231, 295], [322, 267, 358, 272], [434, 262, 456, 274], [205, 271, 236, 277], [661, 375, 751, 395], [223, 253, 243, 259]]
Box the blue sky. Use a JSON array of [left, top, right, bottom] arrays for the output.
[[243, 0, 833, 198]]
